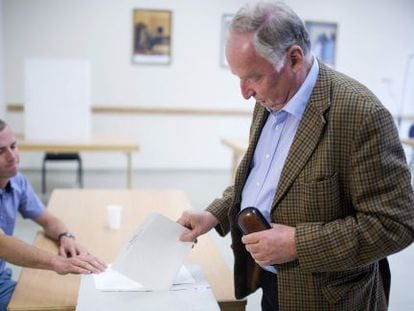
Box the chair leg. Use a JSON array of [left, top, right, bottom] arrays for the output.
[[77, 157, 83, 188], [41, 156, 47, 194]]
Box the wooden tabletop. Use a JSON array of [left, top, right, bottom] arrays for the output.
[[402, 139, 414, 148], [16, 135, 139, 188], [16, 134, 139, 153], [8, 189, 245, 311]]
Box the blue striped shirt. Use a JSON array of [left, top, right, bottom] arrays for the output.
[[241, 59, 319, 272], [0, 173, 45, 273]]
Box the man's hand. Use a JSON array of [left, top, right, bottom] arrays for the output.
[[52, 253, 107, 275], [57, 238, 107, 275], [242, 223, 297, 265], [59, 236, 87, 258], [177, 210, 219, 242]]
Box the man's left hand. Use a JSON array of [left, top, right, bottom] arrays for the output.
[[241, 223, 297, 265]]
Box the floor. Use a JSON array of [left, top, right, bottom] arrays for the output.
[[10, 168, 414, 310]]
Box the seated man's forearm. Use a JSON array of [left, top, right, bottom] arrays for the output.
[[0, 232, 61, 270], [0, 233, 105, 274]]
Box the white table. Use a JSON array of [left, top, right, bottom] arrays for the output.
[[76, 265, 219, 311]]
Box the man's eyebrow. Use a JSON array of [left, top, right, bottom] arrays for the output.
[[242, 70, 262, 78], [0, 140, 17, 149], [239, 73, 254, 80]]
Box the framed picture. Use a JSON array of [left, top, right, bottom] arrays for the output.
[[305, 21, 337, 67], [220, 14, 234, 68], [132, 9, 172, 65]]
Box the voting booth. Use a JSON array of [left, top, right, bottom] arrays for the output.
[[24, 58, 91, 191], [24, 58, 91, 141]]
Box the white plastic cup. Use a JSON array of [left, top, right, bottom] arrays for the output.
[[106, 204, 123, 229]]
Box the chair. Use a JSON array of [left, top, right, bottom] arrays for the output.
[[409, 124, 414, 139], [41, 153, 83, 194]]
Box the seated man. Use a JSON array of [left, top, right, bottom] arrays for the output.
[[0, 119, 106, 311]]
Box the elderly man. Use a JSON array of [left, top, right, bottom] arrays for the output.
[[178, 1, 414, 310], [0, 119, 106, 310]]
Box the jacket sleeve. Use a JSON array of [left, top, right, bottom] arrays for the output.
[[296, 104, 414, 272], [206, 185, 235, 236]]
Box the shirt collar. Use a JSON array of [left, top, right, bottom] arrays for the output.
[[0, 179, 14, 194], [269, 57, 319, 120]]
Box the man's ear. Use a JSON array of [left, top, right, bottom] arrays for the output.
[[287, 45, 304, 72]]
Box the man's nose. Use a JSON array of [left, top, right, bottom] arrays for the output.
[[240, 80, 255, 100], [5, 148, 17, 161]]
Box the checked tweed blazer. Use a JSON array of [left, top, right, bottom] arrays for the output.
[[206, 63, 414, 310]]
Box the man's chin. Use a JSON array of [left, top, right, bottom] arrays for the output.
[[258, 101, 276, 111], [262, 102, 284, 112], [257, 100, 269, 108], [8, 167, 19, 177]]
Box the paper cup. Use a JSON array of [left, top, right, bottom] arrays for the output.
[[106, 204, 123, 229]]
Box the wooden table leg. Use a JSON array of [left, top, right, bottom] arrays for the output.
[[126, 152, 133, 188]]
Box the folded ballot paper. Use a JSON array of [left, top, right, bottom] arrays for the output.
[[93, 265, 196, 292], [95, 212, 194, 291]]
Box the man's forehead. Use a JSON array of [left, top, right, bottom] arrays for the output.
[[226, 31, 255, 55]]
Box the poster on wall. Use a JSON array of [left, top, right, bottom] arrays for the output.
[[220, 14, 234, 68], [132, 9, 172, 65], [305, 21, 337, 68]]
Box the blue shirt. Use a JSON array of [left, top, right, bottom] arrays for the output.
[[0, 173, 45, 272], [241, 59, 319, 272]]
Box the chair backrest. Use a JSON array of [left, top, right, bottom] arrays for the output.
[[409, 124, 414, 138]]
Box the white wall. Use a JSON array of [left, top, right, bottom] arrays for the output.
[[3, 0, 414, 169], [290, 0, 414, 117], [3, 0, 248, 108], [0, 0, 5, 118], [3, 0, 252, 169]]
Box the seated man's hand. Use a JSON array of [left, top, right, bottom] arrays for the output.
[[59, 237, 87, 258], [52, 253, 107, 275]]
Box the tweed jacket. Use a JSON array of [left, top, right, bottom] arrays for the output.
[[206, 62, 414, 310]]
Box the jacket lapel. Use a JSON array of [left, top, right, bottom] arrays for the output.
[[271, 63, 332, 208]]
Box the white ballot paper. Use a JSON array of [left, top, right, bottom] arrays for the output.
[[93, 265, 196, 292], [111, 212, 193, 291]]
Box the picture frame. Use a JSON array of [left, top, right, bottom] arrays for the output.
[[305, 21, 337, 67], [220, 14, 234, 68], [132, 9, 172, 65]]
